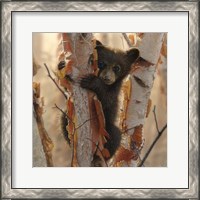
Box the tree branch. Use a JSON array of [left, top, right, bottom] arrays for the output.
[[138, 106, 167, 168], [75, 118, 94, 130], [54, 103, 99, 131], [44, 63, 68, 100], [153, 105, 159, 133], [122, 33, 132, 47], [86, 138, 108, 167], [53, 103, 74, 126], [138, 124, 167, 167]]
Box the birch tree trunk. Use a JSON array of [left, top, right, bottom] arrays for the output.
[[112, 33, 164, 167], [57, 33, 94, 167]]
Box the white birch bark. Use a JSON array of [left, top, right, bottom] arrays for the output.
[[127, 33, 164, 126], [58, 33, 94, 166], [114, 33, 164, 167], [128, 33, 164, 166]]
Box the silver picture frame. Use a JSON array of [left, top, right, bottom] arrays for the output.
[[1, 1, 199, 199]]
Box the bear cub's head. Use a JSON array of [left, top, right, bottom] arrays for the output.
[[95, 40, 140, 85]]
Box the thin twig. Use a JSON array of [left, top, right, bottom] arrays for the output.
[[122, 126, 135, 133], [80, 33, 93, 52], [53, 104, 74, 124], [53, 103, 66, 115], [75, 114, 99, 130], [138, 124, 167, 167], [122, 33, 133, 48], [153, 106, 159, 133], [53, 104, 78, 166], [120, 35, 125, 49], [86, 138, 108, 167], [54, 103, 97, 131], [44, 63, 68, 100], [75, 118, 93, 130]]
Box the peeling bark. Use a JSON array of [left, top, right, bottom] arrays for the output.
[[57, 33, 94, 166], [33, 82, 54, 167], [114, 33, 164, 167]]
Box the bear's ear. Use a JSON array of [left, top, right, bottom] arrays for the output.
[[95, 40, 104, 48], [126, 48, 140, 63]]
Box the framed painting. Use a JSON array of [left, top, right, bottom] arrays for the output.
[[1, 0, 199, 199]]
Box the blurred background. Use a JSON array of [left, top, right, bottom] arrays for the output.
[[33, 33, 167, 167]]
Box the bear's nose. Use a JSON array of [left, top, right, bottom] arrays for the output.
[[103, 75, 110, 81]]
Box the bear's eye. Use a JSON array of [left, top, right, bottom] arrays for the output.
[[98, 61, 106, 69], [113, 65, 121, 73]]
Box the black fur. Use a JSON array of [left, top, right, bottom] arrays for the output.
[[80, 40, 139, 158]]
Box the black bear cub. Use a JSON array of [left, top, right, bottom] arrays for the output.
[[80, 40, 140, 160]]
